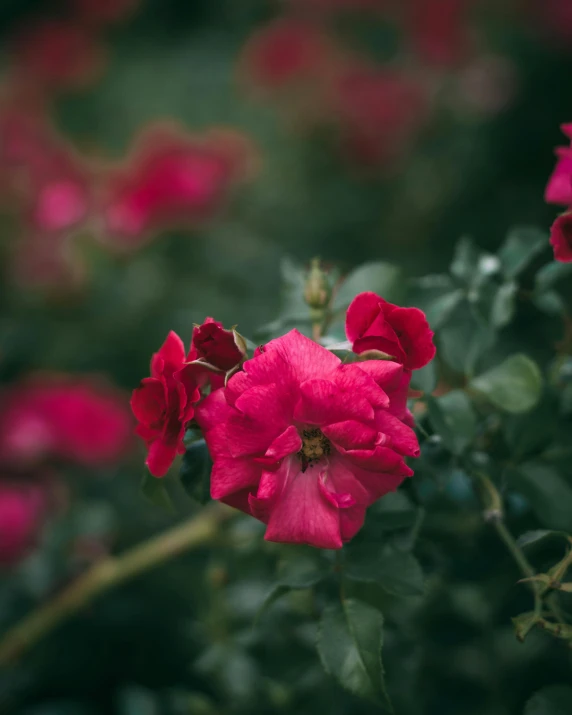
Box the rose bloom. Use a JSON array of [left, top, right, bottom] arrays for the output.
[[131, 332, 200, 477], [0, 376, 133, 467], [197, 329, 419, 549], [550, 211, 572, 263], [545, 124, 572, 206], [405, 0, 471, 67], [346, 291, 436, 370], [12, 19, 104, 90], [327, 63, 428, 167], [100, 125, 256, 248], [0, 480, 46, 565], [240, 18, 332, 91]]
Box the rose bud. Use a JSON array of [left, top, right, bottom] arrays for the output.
[[187, 318, 247, 374], [304, 258, 331, 311], [346, 291, 436, 370]]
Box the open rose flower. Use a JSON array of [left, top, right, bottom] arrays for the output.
[[131, 332, 200, 477], [196, 329, 418, 549], [0, 481, 46, 565], [346, 291, 435, 370], [550, 211, 572, 263]]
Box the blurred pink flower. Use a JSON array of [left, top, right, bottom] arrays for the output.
[[0, 481, 46, 565], [197, 329, 418, 549], [0, 376, 134, 468], [12, 19, 104, 91], [99, 124, 257, 248], [327, 62, 428, 167]]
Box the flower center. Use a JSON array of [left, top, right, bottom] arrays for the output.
[[298, 428, 331, 472]]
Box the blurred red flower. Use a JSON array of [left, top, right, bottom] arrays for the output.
[[0, 376, 134, 468], [12, 19, 104, 91], [99, 124, 256, 248], [327, 62, 428, 167], [405, 0, 472, 67], [69, 0, 140, 26], [240, 18, 332, 91]]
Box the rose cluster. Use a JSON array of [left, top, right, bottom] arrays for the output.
[[0, 375, 134, 565], [545, 123, 572, 262], [131, 293, 435, 548]]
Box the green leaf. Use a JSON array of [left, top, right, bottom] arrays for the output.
[[424, 289, 464, 330], [180, 439, 212, 505], [140, 471, 174, 512], [524, 685, 572, 715], [517, 529, 571, 550], [437, 299, 495, 375], [345, 548, 425, 597], [470, 354, 542, 414], [427, 390, 477, 455], [450, 236, 480, 283], [332, 262, 403, 312], [256, 556, 329, 623], [276, 557, 329, 589], [410, 360, 437, 394], [535, 260, 572, 293], [490, 281, 517, 328], [508, 463, 572, 531], [317, 599, 392, 710], [498, 226, 547, 279]]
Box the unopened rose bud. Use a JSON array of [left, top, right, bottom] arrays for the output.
[[304, 258, 331, 311], [190, 318, 247, 372]]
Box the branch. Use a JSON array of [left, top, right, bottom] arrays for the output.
[[0, 502, 231, 666]]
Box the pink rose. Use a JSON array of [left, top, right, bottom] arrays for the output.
[[100, 124, 256, 248], [196, 329, 419, 549], [0, 481, 46, 565], [0, 376, 134, 468], [345, 291, 436, 370], [550, 211, 572, 263], [131, 332, 200, 477]]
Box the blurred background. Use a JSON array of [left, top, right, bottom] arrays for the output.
[[1, 1, 572, 713]]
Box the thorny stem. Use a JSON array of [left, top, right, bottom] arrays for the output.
[[0, 502, 231, 666], [474, 472, 565, 626]]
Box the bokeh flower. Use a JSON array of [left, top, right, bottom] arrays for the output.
[[0, 480, 46, 565], [0, 376, 133, 468]]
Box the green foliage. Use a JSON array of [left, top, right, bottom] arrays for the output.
[[470, 354, 543, 413], [317, 599, 392, 710]]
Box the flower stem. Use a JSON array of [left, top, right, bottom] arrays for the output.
[[0, 502, 231, 666]]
